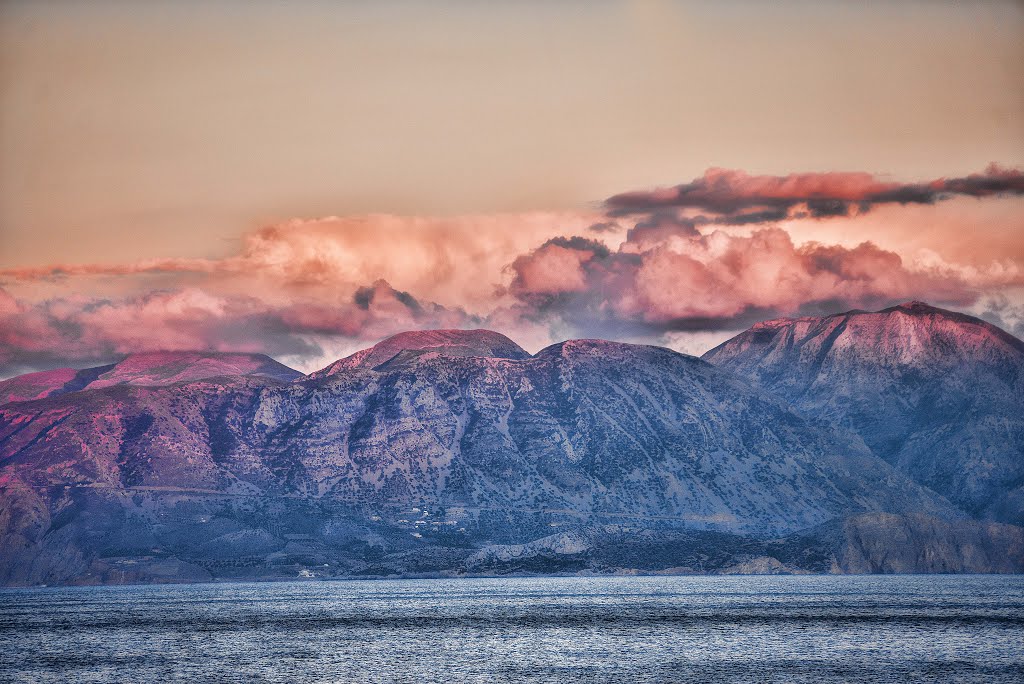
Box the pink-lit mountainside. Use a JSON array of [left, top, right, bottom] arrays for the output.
[[704, 302, 1024, 525], [0, 351, 301, 405], [0, 303, 1021, 585], [310, 329, 531, 377]]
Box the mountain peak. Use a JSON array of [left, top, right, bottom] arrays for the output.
[[709, 302, 1022, 365], [537, 338, 672, 361], [375, 329, 527, 354], [703, 301, 1024, 523], [0, 351, 302, 404], [311, 329, 530, 377], [87, 351, 302, 388]]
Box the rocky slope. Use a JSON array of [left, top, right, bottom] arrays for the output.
[[0, 326, 1019, 585], [0, 351, 302, 405], [703, 302, 1024, 524], [818, 512, 1024, 574], [459, 512, 1024, 576]]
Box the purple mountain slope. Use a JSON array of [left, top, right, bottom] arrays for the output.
[[3, 328, 1009, 586], [704, 301, 1024, 524]]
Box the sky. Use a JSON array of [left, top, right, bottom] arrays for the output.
[[1, 0, 1023, 376]]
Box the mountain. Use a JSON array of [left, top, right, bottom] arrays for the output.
[[0, 351, 302, 405], [0, 367, 83, 405], [310, 329, 530, 377], [2, 331, 986, 586], [703, 301, 1024, 524]]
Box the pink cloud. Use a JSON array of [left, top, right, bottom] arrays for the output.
[[1, 167, 1021, 376], [509, 243, 593, 295], [506, 226, 981, 331], [0, 281, 476, 376]]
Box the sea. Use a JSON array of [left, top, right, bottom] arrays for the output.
[[1, 574, 1022, 683]]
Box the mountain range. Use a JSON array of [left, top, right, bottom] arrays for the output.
[[0, 302, 1021, 585]]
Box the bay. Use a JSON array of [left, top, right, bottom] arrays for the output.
[[1, 575, 1022, 683]]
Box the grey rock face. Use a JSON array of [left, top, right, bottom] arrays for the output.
[[816, 513, 1024, 574], [704, 302, 1024, 524]]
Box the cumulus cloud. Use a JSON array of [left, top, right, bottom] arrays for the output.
[[507, 237, 612, 296], [1, 167, 1021, 376], [505, 225, 985, 337], [2, 213, 603, 313], [0, 281, 475, 376], [0, 212, 600, 374]]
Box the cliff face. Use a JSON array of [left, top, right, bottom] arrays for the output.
[[704, 302, 1024, 524], [0, 322, 1021, 585]]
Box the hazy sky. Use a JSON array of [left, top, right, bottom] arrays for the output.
[[1, 1, 1022, 375]]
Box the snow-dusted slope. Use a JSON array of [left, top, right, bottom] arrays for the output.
[[0, 351, 301, 404], [704, 301, 1024, 523]]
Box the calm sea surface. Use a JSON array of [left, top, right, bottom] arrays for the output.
[[1, 575, 1022, 683]]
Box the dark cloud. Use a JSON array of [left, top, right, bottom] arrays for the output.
[[804, 199, 851, 219], [606, 164, 1024, 224], [625, 212, 702, 247], [2, 167, 1020, 377], [353, 280, 422, 314], [714, 207, 794, 225], [540, 236, 612, 259]]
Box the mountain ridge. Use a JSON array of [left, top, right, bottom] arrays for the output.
[[1, 306, 1021, 585], [310, 329, 530, 378], [704, 301, 1024, 524]]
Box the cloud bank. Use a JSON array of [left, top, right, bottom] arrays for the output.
[[2, 167, 1022, 376]]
